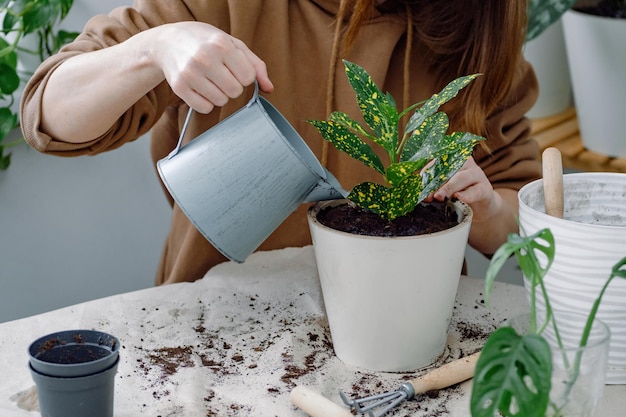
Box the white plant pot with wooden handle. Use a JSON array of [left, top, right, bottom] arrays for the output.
[[518, 172, 626, 384]]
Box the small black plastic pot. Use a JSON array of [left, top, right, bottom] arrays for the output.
[[29, 329, 119, 377], [28, 330, 120, 417]]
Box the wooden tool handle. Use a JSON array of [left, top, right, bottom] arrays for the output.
[[542, 147, 564, 219], [290, 385, 353, 417], [409, 351, 480, 394]]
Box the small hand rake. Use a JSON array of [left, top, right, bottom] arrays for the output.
[[291, 351, 480, 417]]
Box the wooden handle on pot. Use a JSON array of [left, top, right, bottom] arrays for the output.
[[542, 147, 564, 219], [290, 386, 353, 417], [409, 351, 480, 394]]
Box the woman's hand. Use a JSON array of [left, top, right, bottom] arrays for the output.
[[425, 156, 518, 254], [40, 21, 273, 143], [426, 157, 498, 223], [152, 22, 274, 113]]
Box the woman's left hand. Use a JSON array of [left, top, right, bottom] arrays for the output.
[[425, 156, 499, 224]]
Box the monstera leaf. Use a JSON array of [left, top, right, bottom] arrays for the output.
[[473, 227, 626, 417], [471, 328, 552, 417]]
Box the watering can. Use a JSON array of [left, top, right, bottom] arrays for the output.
[[157, 82, 348, 263]]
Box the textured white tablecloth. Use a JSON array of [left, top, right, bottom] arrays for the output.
[[0, 246, 623, 416]]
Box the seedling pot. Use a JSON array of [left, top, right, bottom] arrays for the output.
[[308, 199, 472, 372], [518, 172, 626, 383], [29, 329, 119, 377], [29, 358, 119, 417], [28, 330, 120, 417]]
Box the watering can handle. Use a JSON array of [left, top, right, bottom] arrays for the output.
[[165, 81, 261, 160]]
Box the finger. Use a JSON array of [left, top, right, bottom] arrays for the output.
[[182, 89, 216, 114], [230, 38, 274, 93], [223, 45, 257, 87], [177, 80, 229, 114]]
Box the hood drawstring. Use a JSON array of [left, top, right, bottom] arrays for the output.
[[322, 2, 414, 168]]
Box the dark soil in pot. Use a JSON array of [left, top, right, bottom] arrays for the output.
[[576, 0, 626, 18], [316, 200, 459, 237]]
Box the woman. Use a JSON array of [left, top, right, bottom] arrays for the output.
[[20, 0, 541, 285]]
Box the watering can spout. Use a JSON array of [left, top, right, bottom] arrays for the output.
[[304, 169, 349, 203]]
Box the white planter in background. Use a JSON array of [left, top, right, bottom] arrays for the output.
[[562, 10, 626, 157], [518, 173, 626, 384], [524, 19, 573, 119], [307, 200, 472, 372]]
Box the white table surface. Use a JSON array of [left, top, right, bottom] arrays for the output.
[[0, 246, 623, 416]]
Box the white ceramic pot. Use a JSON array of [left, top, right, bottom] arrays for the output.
[[524, 19, 573, 119], [307, 199, 472, 372], [518, 172, 626, 384], [562, 10, 626, 157]]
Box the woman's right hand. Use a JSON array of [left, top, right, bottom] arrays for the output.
[[39, 21, 273, 143], [150, 22, 274, 113]]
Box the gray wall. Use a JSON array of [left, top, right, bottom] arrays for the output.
[[0, 0, 172, 322]]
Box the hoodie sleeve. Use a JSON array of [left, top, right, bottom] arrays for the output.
[[19, 1, 212, 156]]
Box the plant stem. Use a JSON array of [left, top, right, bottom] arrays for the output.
[[560, 271, 618, 402]]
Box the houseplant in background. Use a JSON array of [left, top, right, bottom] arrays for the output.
[[0, 0, 77, 170], [524, 0, 577, 119], [307, 60, 483, 372], [471, 228, 626, 417], [562, 0, 626, 157]]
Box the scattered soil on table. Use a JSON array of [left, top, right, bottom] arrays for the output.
[[125, 280, 496, 416], [316, 200, 459, 237]]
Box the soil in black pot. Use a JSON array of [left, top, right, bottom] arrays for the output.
[[316, 200, 459, 237], [576, 0, 626, 18], [37, 344, 112, 364]]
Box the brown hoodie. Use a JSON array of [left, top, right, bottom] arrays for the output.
[[20, 0, 540, 285]]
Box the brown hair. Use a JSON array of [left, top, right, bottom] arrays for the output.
[[336, 0, 528, 136]]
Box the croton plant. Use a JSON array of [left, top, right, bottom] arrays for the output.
[[308, 60, 484, 221]]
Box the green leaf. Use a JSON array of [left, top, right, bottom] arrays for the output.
[[0, 108, 18, 140], [387, 174, 423, 219], [22, 2, 59, 35], [404, 74, 481, 135], [2, 8, 17, 34], [328, 111, 381, 147], [484, 229, 555, 305], [348, 175, 424, 221], [0, 62, 20, 94], [343, 60, 398, 154], [400, 112, 449, 162], [471, 328, 552, 417], [526, 0, 577, 42], [308, 119, 385, 174], [59, 0, 75, 19], [612, 257, 626, 280], [0, 147, 11, 170], [386, 160, 427, 188], [0, 37, 18, 67], [6, 0, 28, 15], [348, 182, 390, 218]]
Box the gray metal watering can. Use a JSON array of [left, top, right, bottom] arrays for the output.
[[157, 83, 347, 263]]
